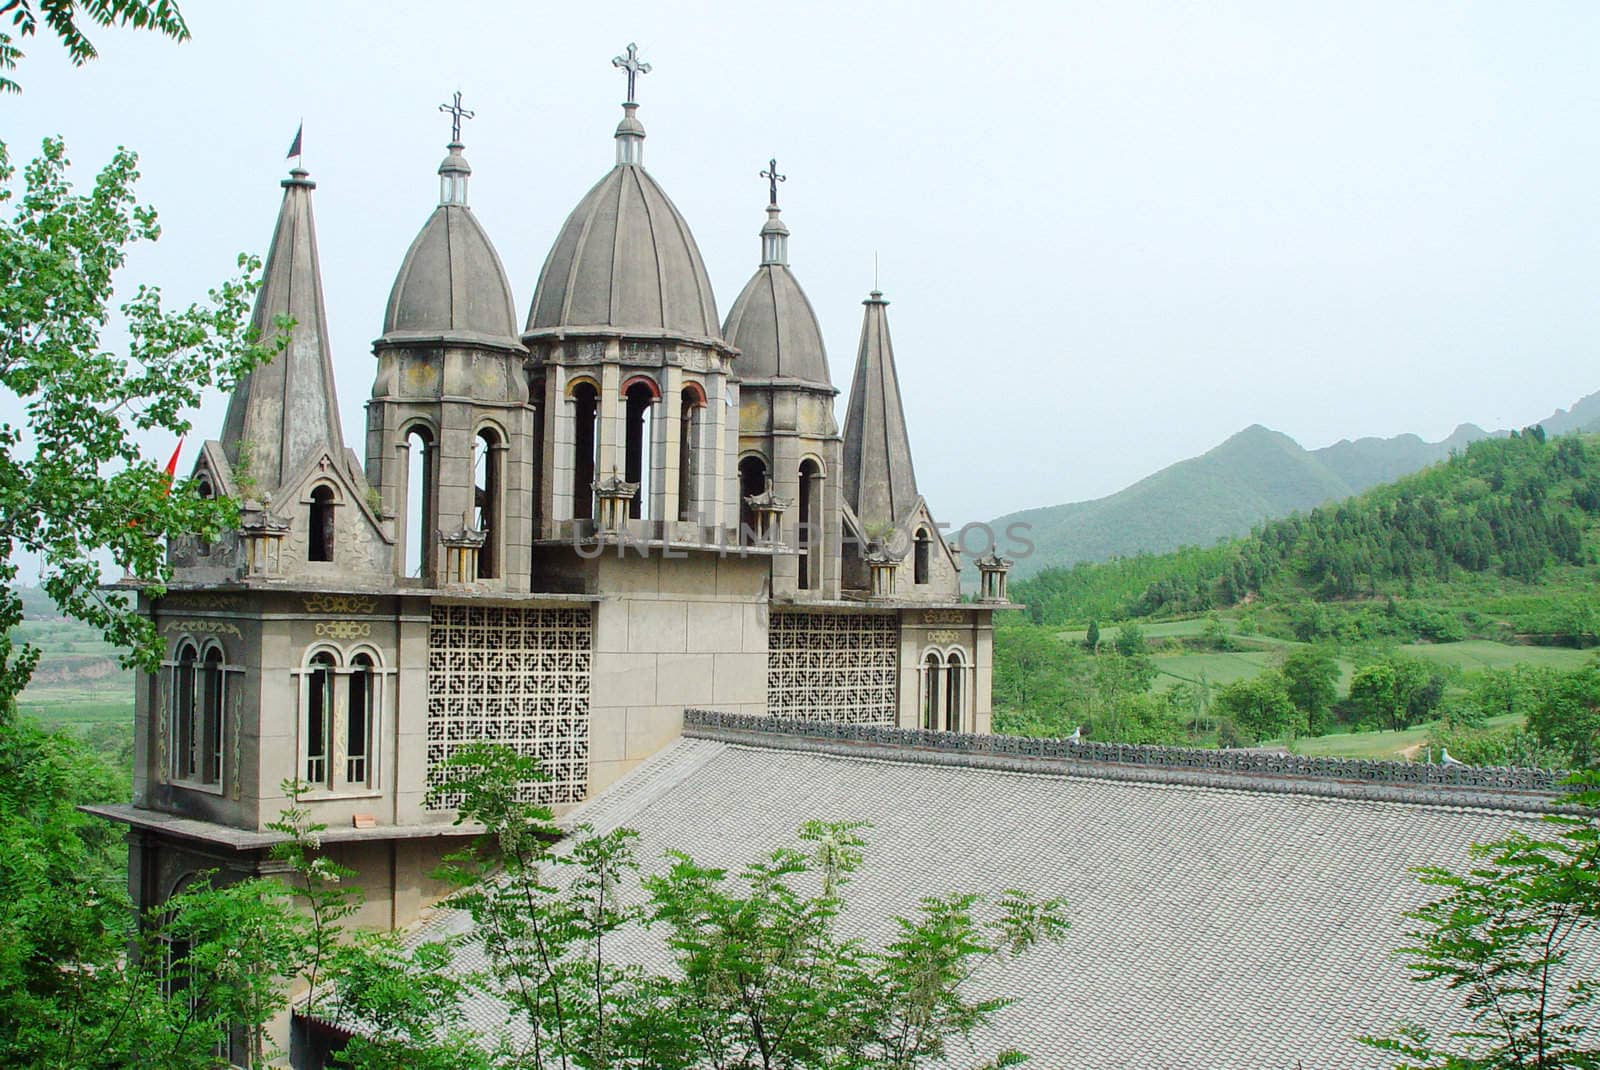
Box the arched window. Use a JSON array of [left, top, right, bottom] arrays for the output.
[[201, 646, 225, 784], [798, 459, 822, 590], [346, 653, 375, 787], [308, 485, 335, 562], [171, 642, 199, 780], [305, 652, 336, 787], [195, 478, 214, 555], [404, 427, 434, 579], [571, 382, 598, 521], [678, 385, 704, 522], [914, 529, 931, 585], [474, 428, 501, 578], [624, 379, 657, 520], [738, 455, 768, 545], [945, 650, 965, 732], [922, 651, 943, 731]]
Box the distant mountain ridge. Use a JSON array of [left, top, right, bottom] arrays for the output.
[[991, 391, 1600, 578]]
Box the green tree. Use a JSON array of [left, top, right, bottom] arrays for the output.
[[1348, 653, 1447, 732], [0, 137, 273, 719], [387, 743, 1073, 1069], [1214, 671, 1302, 743], [1112, 620, 1147, 657], [1526, 662, 1600, 768], [0, 0, 189, 93], [1280, 645, 1340, 735], [1364, 774, 1600, 1068], [1083, 618, 1100, 653]]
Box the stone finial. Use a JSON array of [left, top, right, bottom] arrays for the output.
[[594, 469, 641, 533], [741, 488, 790, 546], [864, 543, 900, 599], [976, 550, 1012, 603]]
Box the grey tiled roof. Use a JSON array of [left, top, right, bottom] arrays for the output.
[[411, 739, 1599, 1068]]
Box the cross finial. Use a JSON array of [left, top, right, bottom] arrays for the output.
[[439, 90, 474, 144], [760, 158, 787, 207], [613, 42, 651, 104]]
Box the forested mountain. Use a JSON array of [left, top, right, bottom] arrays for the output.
[[991, 391, 1600, 577], [1013, 429, 1600, 645]]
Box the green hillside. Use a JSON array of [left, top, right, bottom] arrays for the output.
[[990, 391, 1600, 577], [1013, 429, 1600, 648]]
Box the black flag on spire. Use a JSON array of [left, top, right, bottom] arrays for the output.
[[286, 122, 303, 160]]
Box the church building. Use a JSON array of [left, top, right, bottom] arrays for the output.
[[101, 53, 1013, 932]]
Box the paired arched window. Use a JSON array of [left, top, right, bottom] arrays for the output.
[[678, 384, 706, 522], [914, 529, 931, 585], [308, 485, 335, 562], [921, 647, 968, 732], [298, 646, 385, 793], [623, 378, 658, 520], [798, 459, 822, 590], [403, 426, 435, 579], [570, 381, 599, 521], [738, 455, 768, 545], [474, 427, 502, 579], [168, 640, 230, 788]]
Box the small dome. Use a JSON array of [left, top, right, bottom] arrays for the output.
[[382, 204, 519, 346], [526, 164, 721, 345], [723, 264, 832, 387]]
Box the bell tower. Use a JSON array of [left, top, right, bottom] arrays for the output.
[[366, 99, 534, 590]]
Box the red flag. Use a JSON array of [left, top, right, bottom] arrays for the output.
[[162, 438, 184, 494]]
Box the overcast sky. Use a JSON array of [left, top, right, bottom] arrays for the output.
[[6, 0, 1598, 526]]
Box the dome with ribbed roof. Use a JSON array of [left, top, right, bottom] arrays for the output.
[[723, 205, 832, 387], [381, 144, 519, 348], [525, 105, 722, 346]]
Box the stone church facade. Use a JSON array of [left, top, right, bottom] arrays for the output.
[[102, 75, 1013, 932]]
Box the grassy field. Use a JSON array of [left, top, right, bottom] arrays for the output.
[[14, 616, 134, 731], [1285, 713, 1524, 761]]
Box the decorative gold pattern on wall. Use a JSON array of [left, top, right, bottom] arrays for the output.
[[928, 630, 961, 644], [314, 620, 372, 640], [165, 593, 245, 611], [231, 690, 243, 800], [303, 594, 379, 614], [922, 610, 965, 625], [162, 620, 243, 639]]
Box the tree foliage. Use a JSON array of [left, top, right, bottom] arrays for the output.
[[1365, 774, 1600, 1069], [322, 742, 1072, 1070], [0, 0, 188, 93], [1213, 671, 1301, 743], [0, 136, 274, 719]]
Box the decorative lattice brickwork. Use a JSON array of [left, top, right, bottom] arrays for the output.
[[767, 612, 898, 724], [427, 605, 591, 807]]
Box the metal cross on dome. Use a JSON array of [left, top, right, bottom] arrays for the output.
[[613, 42, 651, 104], [439, 90, 474, 143], [760, 158, 786, 207]]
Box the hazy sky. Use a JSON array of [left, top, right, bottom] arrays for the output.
[[6, 1, 1597, 526]]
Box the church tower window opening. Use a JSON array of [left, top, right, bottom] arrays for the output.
[[678, 384, 705, 522], [170, 642, 199, 782], [738, 455, 768, 545], [798, 458, 822, 589], [945, 650, 965, 732], [404, 426, 434, 579], [346, 653, 375, 786], [200, 645, 225, 783], [914, 529, 931, 585], [571, 381, 599, 521], [474, 428, 502, 578], [921, 650, 943, 731], [308, 485, 336, 562], [623, 378, 658, 520], [304, 651, 336, 787]]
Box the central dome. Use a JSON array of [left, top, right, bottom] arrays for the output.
[[526, 163, 721, 345]]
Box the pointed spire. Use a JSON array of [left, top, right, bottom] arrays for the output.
[[219, 164, 345, 496], [841, 288, 919, 527]]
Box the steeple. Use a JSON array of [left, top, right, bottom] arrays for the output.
[[219, 165, 344, 495], [840, 289, 918, 528]]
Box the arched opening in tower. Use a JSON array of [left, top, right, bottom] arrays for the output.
[[474, 428, 501, 578], [738, 455, 768, 546], [404, 427, 434, 579], [798, 458, 822, 589], [624, 380, 657, 520], [571, 382, 598, 521]]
